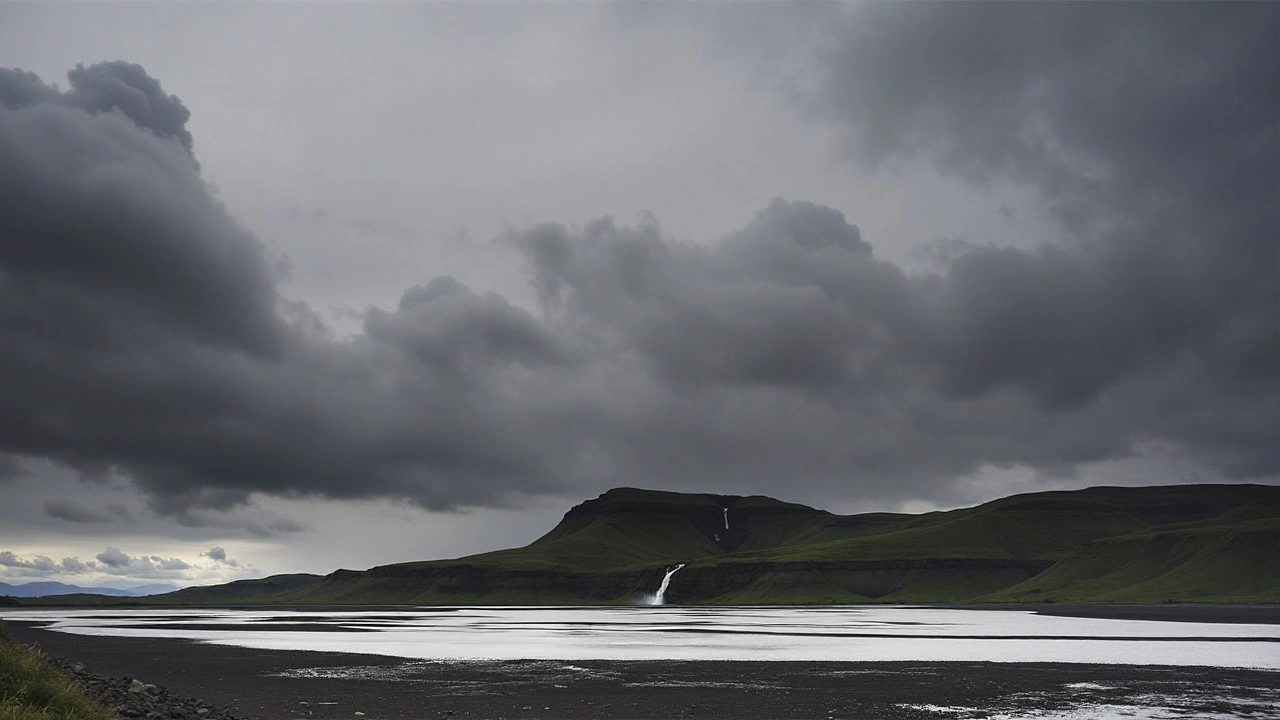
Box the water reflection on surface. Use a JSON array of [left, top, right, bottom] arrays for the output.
[[4, 606, 1278, 668]]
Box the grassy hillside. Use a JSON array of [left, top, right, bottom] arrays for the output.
[[738, 484, 1280, 564], [30, 483, 1262, 607], [987, 516, 1280, 602], [157, 573, 326, 604], [0, 621, 113, 720]]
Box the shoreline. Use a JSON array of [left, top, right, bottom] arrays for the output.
[[951, 602, 1280, 625], [9, 600, 1278, 625], [7, 614, 1279, 720]]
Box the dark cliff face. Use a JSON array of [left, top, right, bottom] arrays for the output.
[[316, 557, 1052, 605], [325, 563, 659, 603], [663, 559, 1053, 604]]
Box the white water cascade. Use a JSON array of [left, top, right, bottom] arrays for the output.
[[650, 563, 686, 605], [723, 507, 729, 530]]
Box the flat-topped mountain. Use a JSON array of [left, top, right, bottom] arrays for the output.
[[37, 483, 1280, 606]]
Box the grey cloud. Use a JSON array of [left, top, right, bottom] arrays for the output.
[[0, 62, 568, 512], [0, 64, 282, 359], [910, 237, 984, 270], [44, 498, 112, 523], [368, 275, 565, 379], [0, 68, 55, 110], [800, 2, 1277, 458], [93, 547, 189, 573], [505, 205, 1264, 497], [63, 61, 195, 154], [0, 454, 23, 484], [95, 547, 130, 567], [43, 497, 131, 524], [0, 551, 57, 573], [517, 202, 909, 392], [202, 546, 240, 567], [148, 555, 190, 571], [61, 557, 92, 573], [147, 499, 309, 537]]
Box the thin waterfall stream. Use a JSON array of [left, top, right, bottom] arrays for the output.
[[650, 563, 686, 605]]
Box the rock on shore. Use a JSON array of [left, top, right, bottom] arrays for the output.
[[51, 657, 245, 720]]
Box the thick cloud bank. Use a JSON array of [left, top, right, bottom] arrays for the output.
[[807, 2, 1278, 476], [0, 2, 1275, 517]]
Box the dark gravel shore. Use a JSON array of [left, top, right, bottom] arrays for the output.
[[7, 607, 1280, 720], [49, 656, 243, 720]]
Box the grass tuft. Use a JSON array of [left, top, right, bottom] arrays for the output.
[[0, 621, 114, 720]]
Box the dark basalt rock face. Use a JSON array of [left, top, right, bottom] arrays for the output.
[[336, 558, 1051, 604], [347, 564, 659, 601], [663, 559, 1054, 603]]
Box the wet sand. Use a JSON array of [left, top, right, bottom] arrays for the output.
[[8, 613, 1280, 720]]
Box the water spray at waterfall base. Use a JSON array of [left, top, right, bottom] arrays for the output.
[[645, 564, 686, 605]]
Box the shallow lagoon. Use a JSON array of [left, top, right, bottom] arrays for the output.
[[5, 605, 1278, 668]]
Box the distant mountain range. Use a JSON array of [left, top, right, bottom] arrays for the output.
[[13, 483, 1279, 606], [0, 581, 179, 598]]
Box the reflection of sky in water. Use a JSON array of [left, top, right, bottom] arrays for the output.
[[3, 606, 1278, 668]]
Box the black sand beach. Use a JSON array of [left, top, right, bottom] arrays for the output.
[[7, 606, 1280, 719]]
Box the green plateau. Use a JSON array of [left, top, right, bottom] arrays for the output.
[[18, 484, 1280, 606]]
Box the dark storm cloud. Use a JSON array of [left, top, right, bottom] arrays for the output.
[[0, 0, 1275, 519], [802, 1, 1278, 473], [0, 62, 573, 513], [171, 507, 306, 537], [0, 80, 281, 356], [62, 62, 195, 153], [518, 202, 909, 392], [43, 497, 132, 524], [509, 1, 1276, 497], [368, 276, 565, 380], [0, 454, 24, 483], [503, 202, 1268, 495]]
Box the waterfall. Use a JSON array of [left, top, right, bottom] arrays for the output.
[[650, 563, 686, 605], [723, 507, 729, 530]]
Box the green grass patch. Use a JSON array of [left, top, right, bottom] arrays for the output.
[[0, 621, 113, 720], [985, 517, 1280, 602]]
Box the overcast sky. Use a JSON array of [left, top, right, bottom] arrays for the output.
[[0, 2, 1275, 591]]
